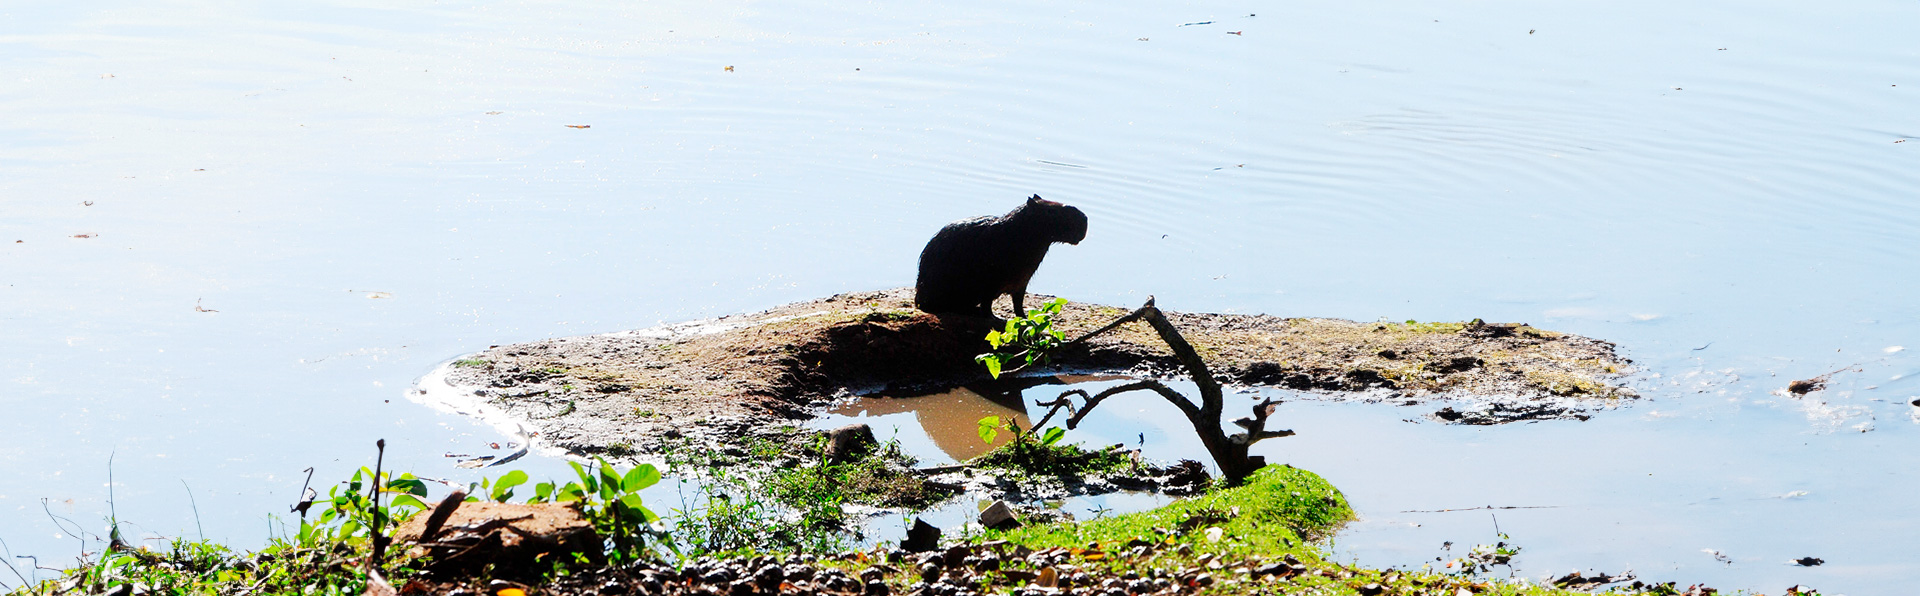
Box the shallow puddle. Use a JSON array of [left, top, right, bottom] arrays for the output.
[[820, 373, 1920, 591]]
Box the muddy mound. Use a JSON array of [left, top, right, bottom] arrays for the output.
[[419, 289, 1632, 458]]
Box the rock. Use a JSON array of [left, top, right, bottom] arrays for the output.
[[979, 500, 1021, 530], [754, 564, 786, 590], [902, 517, 942, 552], [824, 424, 878, 464], [392, 501, 601, 581]]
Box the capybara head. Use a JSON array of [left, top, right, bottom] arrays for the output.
[[1024, 194, 1088, 245]]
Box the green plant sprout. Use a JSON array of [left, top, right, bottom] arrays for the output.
[[975, 297, 1070, 378]]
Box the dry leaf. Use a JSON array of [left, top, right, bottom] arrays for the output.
[[72, 233, 95, 239], [566, 125, 591, 129], [724, 65, 734, 72]]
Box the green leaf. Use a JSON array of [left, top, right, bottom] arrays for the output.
[[621, 464, 661, 492], [977, 416, 1001, 445], [533, 482, 554, 503], [389, 494, 430, 512], [1040, 426, 1066, 446], [983, 356, 1003, 379], [492, 470, 529, 501], [386, 477, 428, 497], [597, 459, 622, 500], [568, 460, 595, 489]]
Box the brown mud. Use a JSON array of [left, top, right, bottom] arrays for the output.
[[421, 288, 1634, 461]]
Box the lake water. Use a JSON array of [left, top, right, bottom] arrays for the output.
[[3, 0, 1916, 593]]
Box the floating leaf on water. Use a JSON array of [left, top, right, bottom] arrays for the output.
[[565, 125, 591, 129]]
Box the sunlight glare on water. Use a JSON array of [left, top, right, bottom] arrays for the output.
[[3, 0, 1917, 592]]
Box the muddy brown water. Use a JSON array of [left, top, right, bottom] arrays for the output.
[[5, 0, 1919, 593]]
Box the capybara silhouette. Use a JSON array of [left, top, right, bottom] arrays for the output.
[[914, 195, 1087, 317]]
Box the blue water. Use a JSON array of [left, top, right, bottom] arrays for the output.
[[4, 0, 1917, 593]]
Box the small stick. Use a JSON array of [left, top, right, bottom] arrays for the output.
[[417, 490, 469, 543], [369, 439, 387, 570]]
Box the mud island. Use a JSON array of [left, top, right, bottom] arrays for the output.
[[416, 288, 1634, 461]]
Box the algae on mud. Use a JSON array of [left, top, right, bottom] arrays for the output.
[[419, 288, 1633, 460]]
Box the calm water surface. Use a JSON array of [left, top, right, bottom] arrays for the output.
[[4, 0, 1917, 593]]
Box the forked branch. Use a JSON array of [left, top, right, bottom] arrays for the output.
[[1008, 297, 1294, 483]]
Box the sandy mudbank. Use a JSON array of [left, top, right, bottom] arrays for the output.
[[411, 288, 1633, 459]]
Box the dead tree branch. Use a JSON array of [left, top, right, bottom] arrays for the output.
[[1020, 297, 1294, 483]]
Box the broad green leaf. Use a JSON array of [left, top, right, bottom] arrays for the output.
[[622, 464, 661, 492], [386, 478, 428, 496], [977, 416, 1001, 445], [533, 482, 555, 503], [389, 494, 430, 512], [983, 356, 1003, 379], [1040, 427, 1066, 446], [492, 470, 530, 501], [568, 460, 595, 488]]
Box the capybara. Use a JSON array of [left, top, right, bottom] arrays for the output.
[[914, 195, 1087, 317]]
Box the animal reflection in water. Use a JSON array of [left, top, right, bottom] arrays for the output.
[[829, 375, 1124, 462]]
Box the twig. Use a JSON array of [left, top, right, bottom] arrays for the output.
[[368, 439, 387, 570], [292, 467, 317, 517], [417, 490, 469, 543], [181, 480, 205, 542], [0, 536, 33, 593], [39, 499, 92, 559]]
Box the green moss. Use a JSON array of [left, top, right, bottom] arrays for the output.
[[970, 438, 1137, 478], [987, 464, 1350, 552], [452, 358, 490, 368], [977, 465, 1625, 596]]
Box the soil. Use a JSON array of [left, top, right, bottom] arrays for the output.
[[419, 288, 1634, 461]]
